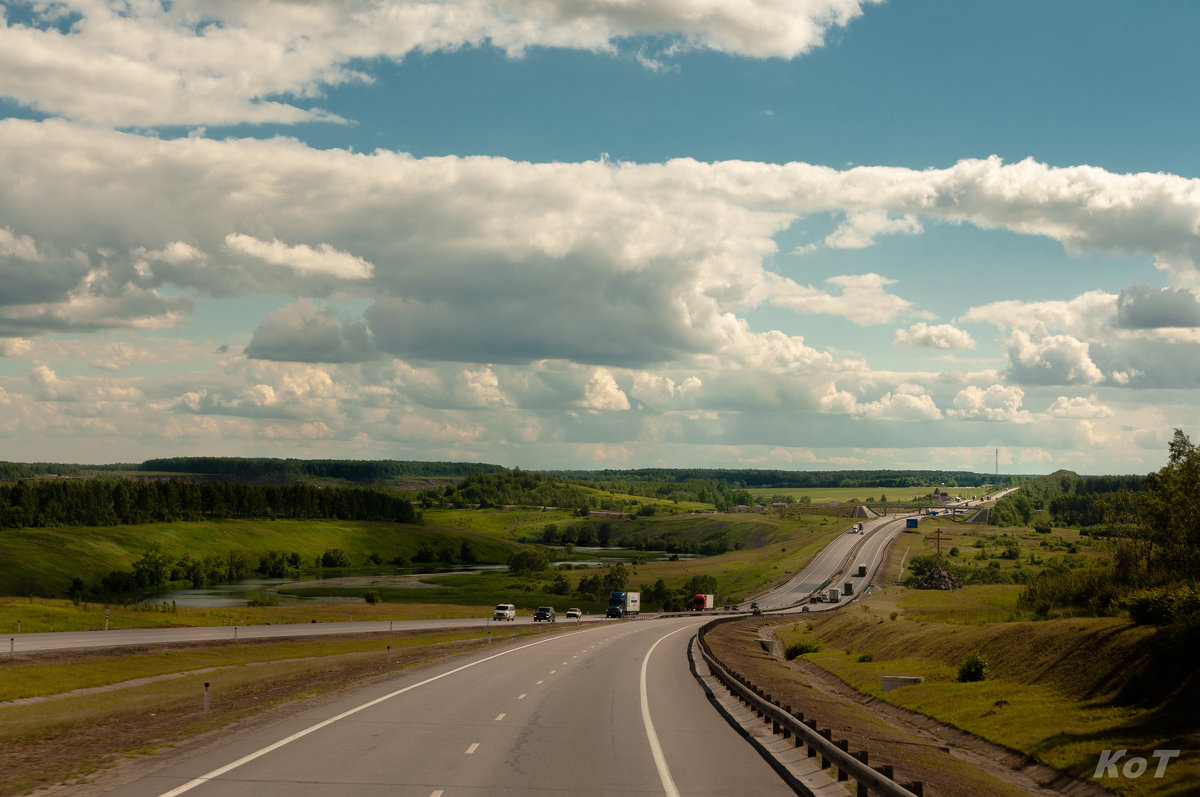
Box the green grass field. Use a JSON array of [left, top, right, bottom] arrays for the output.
[[0, 518, 523, 598]]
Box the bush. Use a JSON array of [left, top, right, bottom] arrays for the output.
[[857, 652, 874, 663], [958, 650, 989, 682], [320, 548, 351, 568], [785, 640, 821, 659], [363, 590, 381, 604]]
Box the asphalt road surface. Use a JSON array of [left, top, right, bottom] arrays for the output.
[[754, 514, 916, 612], [7, 616, 598, 654], [99, 617, 792, 796]]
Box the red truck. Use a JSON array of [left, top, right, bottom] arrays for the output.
[[692, 593, 715, 611]]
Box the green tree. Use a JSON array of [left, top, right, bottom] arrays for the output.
[[321, 549, 351, 568], [1141, 429, 1200, 580], [507, 548, 550, 576]]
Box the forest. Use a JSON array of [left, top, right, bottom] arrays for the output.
[[138, 457, 506, 483], [554, 467, 1004, 489], [0, 479, 419, 528]]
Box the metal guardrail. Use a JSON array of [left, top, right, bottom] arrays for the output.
[[697, 616, 922, 797]]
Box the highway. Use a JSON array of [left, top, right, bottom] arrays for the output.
[[99, 617, 793, 796], [754, 513, 915, 612]]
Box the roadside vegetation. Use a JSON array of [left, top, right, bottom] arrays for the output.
[[770, 431, 1200, 796]]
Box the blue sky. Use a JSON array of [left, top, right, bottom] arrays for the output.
[[2, 0, 1200, 475]]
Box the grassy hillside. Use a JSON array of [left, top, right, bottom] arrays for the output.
[[0, 519, 521, 597], [774, 522, 1197, 796]]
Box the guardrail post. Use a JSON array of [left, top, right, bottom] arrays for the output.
[[835, 740, 850, 781], [854, 751, 870, 797], [878, 764, 893, 780], [903, 782, 923, 797], [203, 682, 210, 713], [386, 645, 391, 665], [819, 729, 832, 769]]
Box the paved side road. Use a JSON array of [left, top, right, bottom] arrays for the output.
[[6, 615, 600, 654]]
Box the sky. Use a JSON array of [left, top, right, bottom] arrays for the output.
[[2, 1, 1200, 476]]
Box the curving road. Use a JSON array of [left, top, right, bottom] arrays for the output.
[[99, 617, 793, 796], [753, 513, 916, 612]]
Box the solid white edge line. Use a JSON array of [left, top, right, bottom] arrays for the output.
[[153, 629, 587, 797], [640, 626, 688, 797]]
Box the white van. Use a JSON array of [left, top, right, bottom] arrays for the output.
[[493, 603, 516, 621]]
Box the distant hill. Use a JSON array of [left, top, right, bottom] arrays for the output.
[[552, 468, 1007, 489], [137, 457, 506, 484]]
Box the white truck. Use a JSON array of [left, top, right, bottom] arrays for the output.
[[493, 603, 516, 621], [827, 588, 840, 603]]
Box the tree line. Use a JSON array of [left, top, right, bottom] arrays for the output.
[[139, 457, 505, 483], [0, 479, 419, 529], [989, 470, 1145, 528], [553, 467, 1004, 489], [419, 469, 593, 510]]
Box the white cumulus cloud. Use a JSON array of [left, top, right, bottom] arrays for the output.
[[894, 322, 975, 350]]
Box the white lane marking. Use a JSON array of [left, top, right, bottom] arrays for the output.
[[152, 631, 586, 796], [518, 693, 527, 700], [536, 679, 544, 684], [465, 742, 479, 755], [431, 791, 444, 797], [641, 626, 689, 797], [495, 713, 506, 721], [549, 670, 556, 674]]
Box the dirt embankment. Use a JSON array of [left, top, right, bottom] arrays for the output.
[[702, 618, 1118, 797]]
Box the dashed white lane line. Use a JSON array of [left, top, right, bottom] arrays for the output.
[[518, 693, 527, 700], [495, 713, 506, 721], [465, 743, 480, 755], [431, 790, 443, 797], [150, 630, 583, 797], [536, 679, 544, 684]]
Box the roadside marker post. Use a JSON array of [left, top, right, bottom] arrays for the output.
[[203, 682, 210, 714]]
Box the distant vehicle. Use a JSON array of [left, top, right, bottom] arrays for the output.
[[493, 603, 516, 621], [828, 588, 840, 603], [750, 602, 759, 611], [723, 604, 737, 611], [692, 593, 715, 611], [851, 522, 864, 533], [533, 606, 556, 622], [565, 608, 582, 619], [606, 591, 640, 618], [752, 605, 762, 616], [801, 605, 810, 613], [857, 564, 867, 577], [810, 594, 823, 603]]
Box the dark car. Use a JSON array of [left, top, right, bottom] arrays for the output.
[[533, 606, 556, 622]]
